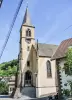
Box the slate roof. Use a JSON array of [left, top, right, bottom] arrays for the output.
[[22, 7, 34, 27], [51, 38, 72, 60], [23, 7, 31, 25], [38, 43, 58, 57]]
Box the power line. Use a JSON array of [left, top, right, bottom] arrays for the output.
[[44, 24, 72, 44], [64, 24, 72, 31], [0, 0, 26, 60]]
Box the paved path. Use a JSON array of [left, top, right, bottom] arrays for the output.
[[0, 95, 59, 100], [0, 97, 49, 100]]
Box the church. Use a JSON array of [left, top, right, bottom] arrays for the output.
[[7, 7, 72, 99], [17, 7, 59, 98]]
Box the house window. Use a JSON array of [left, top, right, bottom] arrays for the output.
[[27, 61, 30, 67], [26, 29, 31, 37], [46, 60, 52, 77], [10, 87, 14, 92]]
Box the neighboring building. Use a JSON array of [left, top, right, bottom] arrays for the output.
[[0, 76, 15, 95], [8, 76, 15, 94], [18, 7, 59, 98], [52, 38, 72, 98]]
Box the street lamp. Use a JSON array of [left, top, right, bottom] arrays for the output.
[[0, 0, 3, 8]]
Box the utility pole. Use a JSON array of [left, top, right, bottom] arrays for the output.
[[0, 0, 3, 8]]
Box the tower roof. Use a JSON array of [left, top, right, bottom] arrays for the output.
[[23, 7, 32, 26]]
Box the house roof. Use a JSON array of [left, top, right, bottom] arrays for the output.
[[38, 43, 58, 57], [51, 38, 72, 60]]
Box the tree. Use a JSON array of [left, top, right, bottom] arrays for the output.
[[63, 48, 72, 96], [0, 59, 19, 95], [64, 48, 72, 75], [0, 81, 9, 95], [0, 59, 21, 98], [0, 59, 18, 77]]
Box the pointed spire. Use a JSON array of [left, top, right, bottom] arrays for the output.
[[23, 7, 32, 26]]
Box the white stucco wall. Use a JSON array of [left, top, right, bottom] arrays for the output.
[[20, 24, 58, 97], [37, 57, 58, 97]]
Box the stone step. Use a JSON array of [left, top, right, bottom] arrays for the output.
[[21, 87, 36, 99]]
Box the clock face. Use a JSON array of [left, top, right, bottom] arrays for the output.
[[25, 38, 31, 44]]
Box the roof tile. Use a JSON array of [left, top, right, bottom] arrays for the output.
[[38, 43, 58, 57], [51, 38, 72, 60]]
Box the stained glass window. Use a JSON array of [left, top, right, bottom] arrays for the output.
[[46, 60, 52, 77]]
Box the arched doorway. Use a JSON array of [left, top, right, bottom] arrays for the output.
[[24, 71, 32, 87]]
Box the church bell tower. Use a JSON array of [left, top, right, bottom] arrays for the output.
[[19, 7, 35, 87]]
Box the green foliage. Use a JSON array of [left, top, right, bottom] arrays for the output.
[[63, 89, 70, 97], [0, 59, 19, 95], [0, 59, 18, 77], [64, 48, 72, 75], [0, 81, 9, 95], [63, 48, 72, 96], [67, 80, 72, 95]]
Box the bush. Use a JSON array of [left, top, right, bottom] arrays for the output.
[[0, 81, 9, 95], [63, 89, 70, 97]]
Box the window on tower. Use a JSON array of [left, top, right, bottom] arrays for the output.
[[27, 61, 30, 67], [26, 29, 31, 37]]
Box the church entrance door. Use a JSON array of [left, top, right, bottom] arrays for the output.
[[24, 71, 32, 87]]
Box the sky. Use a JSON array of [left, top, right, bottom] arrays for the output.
[[0, 0, 72, 63]]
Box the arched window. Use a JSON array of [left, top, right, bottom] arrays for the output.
[[46, 60, 52, 77], [26, 29, 31, 37]]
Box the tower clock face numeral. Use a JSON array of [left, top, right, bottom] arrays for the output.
[[25, 38, 31, 44]]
